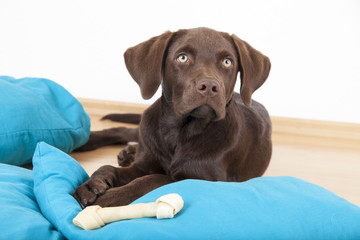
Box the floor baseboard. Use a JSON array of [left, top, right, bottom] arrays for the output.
[[271, 116, 360, 150]]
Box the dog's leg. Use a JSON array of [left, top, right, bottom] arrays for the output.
[[75, 127, 139, 152], [73, 164, 147, 208], [117, 143, 138, 167], [91, 174, 173, 207]]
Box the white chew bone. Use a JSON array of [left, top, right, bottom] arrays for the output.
[[73, 193, 184, 230]]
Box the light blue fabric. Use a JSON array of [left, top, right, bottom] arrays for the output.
[[0, 76, 90, 165], [0, 163, 64, 240], [33, 142, 360, 240]]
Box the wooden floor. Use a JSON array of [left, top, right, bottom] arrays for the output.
[[72, 99, 360, 206]]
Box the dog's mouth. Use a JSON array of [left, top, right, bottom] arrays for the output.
[[189, 105, 217, 120]]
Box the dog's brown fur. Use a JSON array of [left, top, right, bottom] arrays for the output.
[[73, 27, 272, 208]]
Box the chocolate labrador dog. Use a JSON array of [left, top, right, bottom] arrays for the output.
[[73, 27, 272, 208]]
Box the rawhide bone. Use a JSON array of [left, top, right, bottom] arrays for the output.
[[73, 193, 184, 230]]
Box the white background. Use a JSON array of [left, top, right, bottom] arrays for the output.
[[1, 0, 359, 123]]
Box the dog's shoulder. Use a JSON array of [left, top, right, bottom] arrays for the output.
[[232, 93, 268, 116], [141, 98, 162, 126], [232, 93, 271, 134]]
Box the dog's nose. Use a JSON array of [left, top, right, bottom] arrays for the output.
[[196, 79, 220, 97]]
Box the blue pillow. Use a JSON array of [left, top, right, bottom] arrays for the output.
[[0, 163, 64, 240], [33, 142, 360, 240], [0, 76, 90, 165]]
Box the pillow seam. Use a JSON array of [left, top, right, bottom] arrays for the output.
[[36, 144, 62, 230], [0, 126, 88, 137]]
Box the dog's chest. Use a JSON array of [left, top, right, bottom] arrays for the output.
[[160, 118, 226, 158]]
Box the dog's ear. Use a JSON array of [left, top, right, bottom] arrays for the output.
[[124, 31, 173, 100], [231, 34, 271, 107]]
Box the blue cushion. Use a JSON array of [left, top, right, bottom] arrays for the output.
[[32, 142, 360, 239], [0, 76, 90, 165], [0, 163, 64, 239]]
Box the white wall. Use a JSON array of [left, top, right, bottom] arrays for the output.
[[1, 0, 359, 123]]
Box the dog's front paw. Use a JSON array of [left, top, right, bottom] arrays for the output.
[[73, 176, 114, 208]]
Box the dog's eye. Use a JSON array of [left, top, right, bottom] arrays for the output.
[[222, 59, 232, 68], [177, 54, 188, 63]]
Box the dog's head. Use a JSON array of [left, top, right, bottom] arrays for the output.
[[124, 27, 270, 121]]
